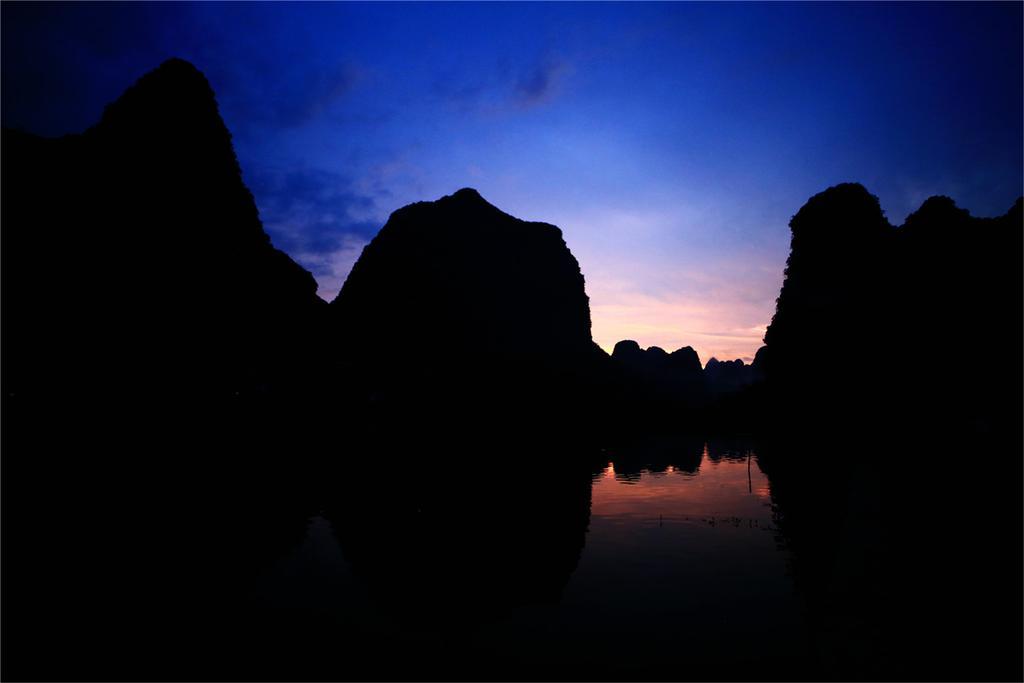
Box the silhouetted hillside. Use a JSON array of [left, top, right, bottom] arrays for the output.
[[609, 340, 709, 407], [892, 194, 1023, 432], [757, 182, 1022, 435], [2, 59, 329, 680], [752, 183, 1023, 681], [758, 183, 891, 407], [703, 357, 758, 396], [602, 341, 766, 430], [332, 188, 592, 353], [328, 188, 604, 426], [3, 58, 325, 404]]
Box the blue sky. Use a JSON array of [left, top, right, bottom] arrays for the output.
[[3, 2, 1021, 362]]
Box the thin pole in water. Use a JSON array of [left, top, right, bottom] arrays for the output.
[[747, 451, 752, 494]]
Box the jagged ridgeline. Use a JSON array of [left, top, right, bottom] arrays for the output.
[[2, 58, 326, 404]]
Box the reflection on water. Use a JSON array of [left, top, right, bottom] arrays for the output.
[[246, 436, 812, 680], [596, 444, 773, 520], [8, 419, 1016, 681], [552, 440, 807, 679]]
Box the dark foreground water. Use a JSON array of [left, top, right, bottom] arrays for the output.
[[5, 424, 1020, 681], [238, 439, 815, 680]]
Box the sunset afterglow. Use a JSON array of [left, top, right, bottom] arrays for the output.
[[4, 3, 1019, 365]]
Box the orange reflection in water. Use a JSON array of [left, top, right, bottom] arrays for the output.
[[592, 446, 773, 525]]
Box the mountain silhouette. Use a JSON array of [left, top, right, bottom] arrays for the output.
[[757, 182, 1022, 435], [609, 340, 709, 406], [2, 59, 330, 680], [327, 187, 604, 428], [3, 58, 325, 404], [331, 187, 592, 355], [703, 357, 759, 396], [752, 182, 1023, 681], [758, 183, 890, 405]]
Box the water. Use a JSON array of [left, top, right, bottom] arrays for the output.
[[7, 423, 1017, 680], [243, 438, 814, 679]]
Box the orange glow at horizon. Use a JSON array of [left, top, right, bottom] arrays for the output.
[[579, 259, 780, 365], [590, 293, 768, 364]]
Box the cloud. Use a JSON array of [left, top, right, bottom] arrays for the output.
[[246, 165, 385, 300], [0, 3, 366, 136], [213, 61, 361, 131], [512, 58, 570, 108], [432, 55, 572, 113]]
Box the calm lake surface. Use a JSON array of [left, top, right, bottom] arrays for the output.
[[244, 438, 814, 679]]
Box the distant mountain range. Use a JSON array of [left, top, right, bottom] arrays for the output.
[[3, 58, 1020, 434]]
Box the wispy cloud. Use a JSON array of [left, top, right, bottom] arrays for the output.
[[512, 58, 571, 108], [200, 55, 365, 135], [257, 64, 360, 128], [247, 165, 385, 300], [432, 54, 572, 113]]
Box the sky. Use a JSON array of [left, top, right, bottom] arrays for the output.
[[3, 2, 1021, 364]]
